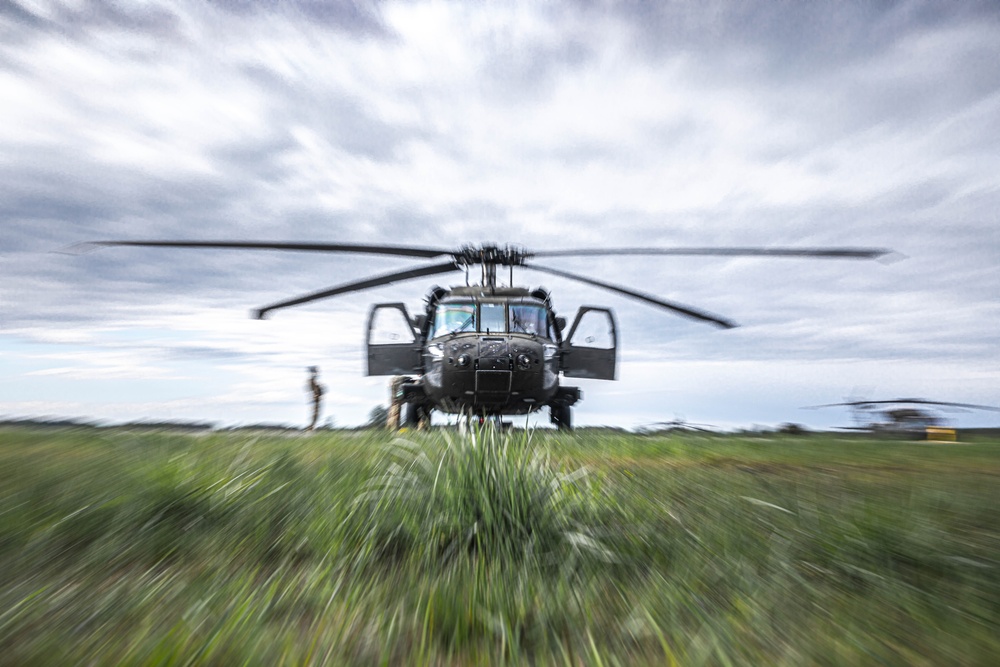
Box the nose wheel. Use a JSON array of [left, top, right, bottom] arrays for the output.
[[550, 404, 572, 431]]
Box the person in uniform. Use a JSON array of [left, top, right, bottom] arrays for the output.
[[387, 376, 405, 431], [306, 366, 326, 431]]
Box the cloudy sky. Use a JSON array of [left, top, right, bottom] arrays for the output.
[[2, 0, 999, 430]]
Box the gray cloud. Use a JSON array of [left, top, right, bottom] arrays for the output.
[[2, 0, 998, 426], [210, 0, 390, 35]]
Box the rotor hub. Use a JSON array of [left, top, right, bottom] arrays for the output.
[[455, 244, 530, 267]]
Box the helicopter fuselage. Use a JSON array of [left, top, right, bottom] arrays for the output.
[[367, 286, 615, 424], [422, 332, 559, 414]]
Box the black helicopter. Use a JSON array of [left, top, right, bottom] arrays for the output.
[[805, 398, 1000, 437], [73, 240, 890, 429], [636, 417, 719, 435]]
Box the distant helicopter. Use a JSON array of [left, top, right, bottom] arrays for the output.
[[636, 417, 718, 435], [73, 240, 890, 429], [805, 398, 1000, 437]]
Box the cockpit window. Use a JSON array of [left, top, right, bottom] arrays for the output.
[[431, 303, 476, 338], [430, 302, 549, 337], [509, 305, 548, 336], [480, 303, 505, 334]]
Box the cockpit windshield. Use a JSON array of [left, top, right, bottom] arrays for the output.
[[509, 305, 548, 336], [431, 303, 476, 338], [430, 301, 550, 338]]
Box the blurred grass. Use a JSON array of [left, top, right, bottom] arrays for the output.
[[1, 425, 999, 665]]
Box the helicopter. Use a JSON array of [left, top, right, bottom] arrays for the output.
[[72, 240, 891, 429], [636, 416, 719, 436], [805, 398, 1000, 438]]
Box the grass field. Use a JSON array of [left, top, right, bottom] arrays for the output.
[[1, 425, 999, 665]]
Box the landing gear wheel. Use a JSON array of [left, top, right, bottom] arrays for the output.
[[550, 404, 572, 431]]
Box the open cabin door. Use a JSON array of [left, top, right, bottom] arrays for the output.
[[561, 307, 617, 380], [366, 303, 422, 376]]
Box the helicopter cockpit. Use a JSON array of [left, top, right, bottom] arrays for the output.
[[430, 300, 552, 339]]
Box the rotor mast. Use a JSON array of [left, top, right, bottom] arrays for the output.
[[459, 244, 529, 290], [482, 259, 496, 288]]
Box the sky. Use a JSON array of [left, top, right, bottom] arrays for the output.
[[2, 0, 999, 430]]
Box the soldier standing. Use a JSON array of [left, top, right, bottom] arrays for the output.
[[306, 366, 326, 431]]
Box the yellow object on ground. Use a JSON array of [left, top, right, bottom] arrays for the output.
[[926, 427, 957, 442]]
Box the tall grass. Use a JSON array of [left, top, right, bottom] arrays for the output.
[[1, 425, 999, 664], [353, 425, 607, 567]]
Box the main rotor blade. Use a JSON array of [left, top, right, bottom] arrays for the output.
[[532, 247, 891, 259], [253, 260, 461, 319], [873, 398, 1000, 410], [804, 399, 1000, 411], [523, 262, 737, 329], [65, 240, 452, 259]]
